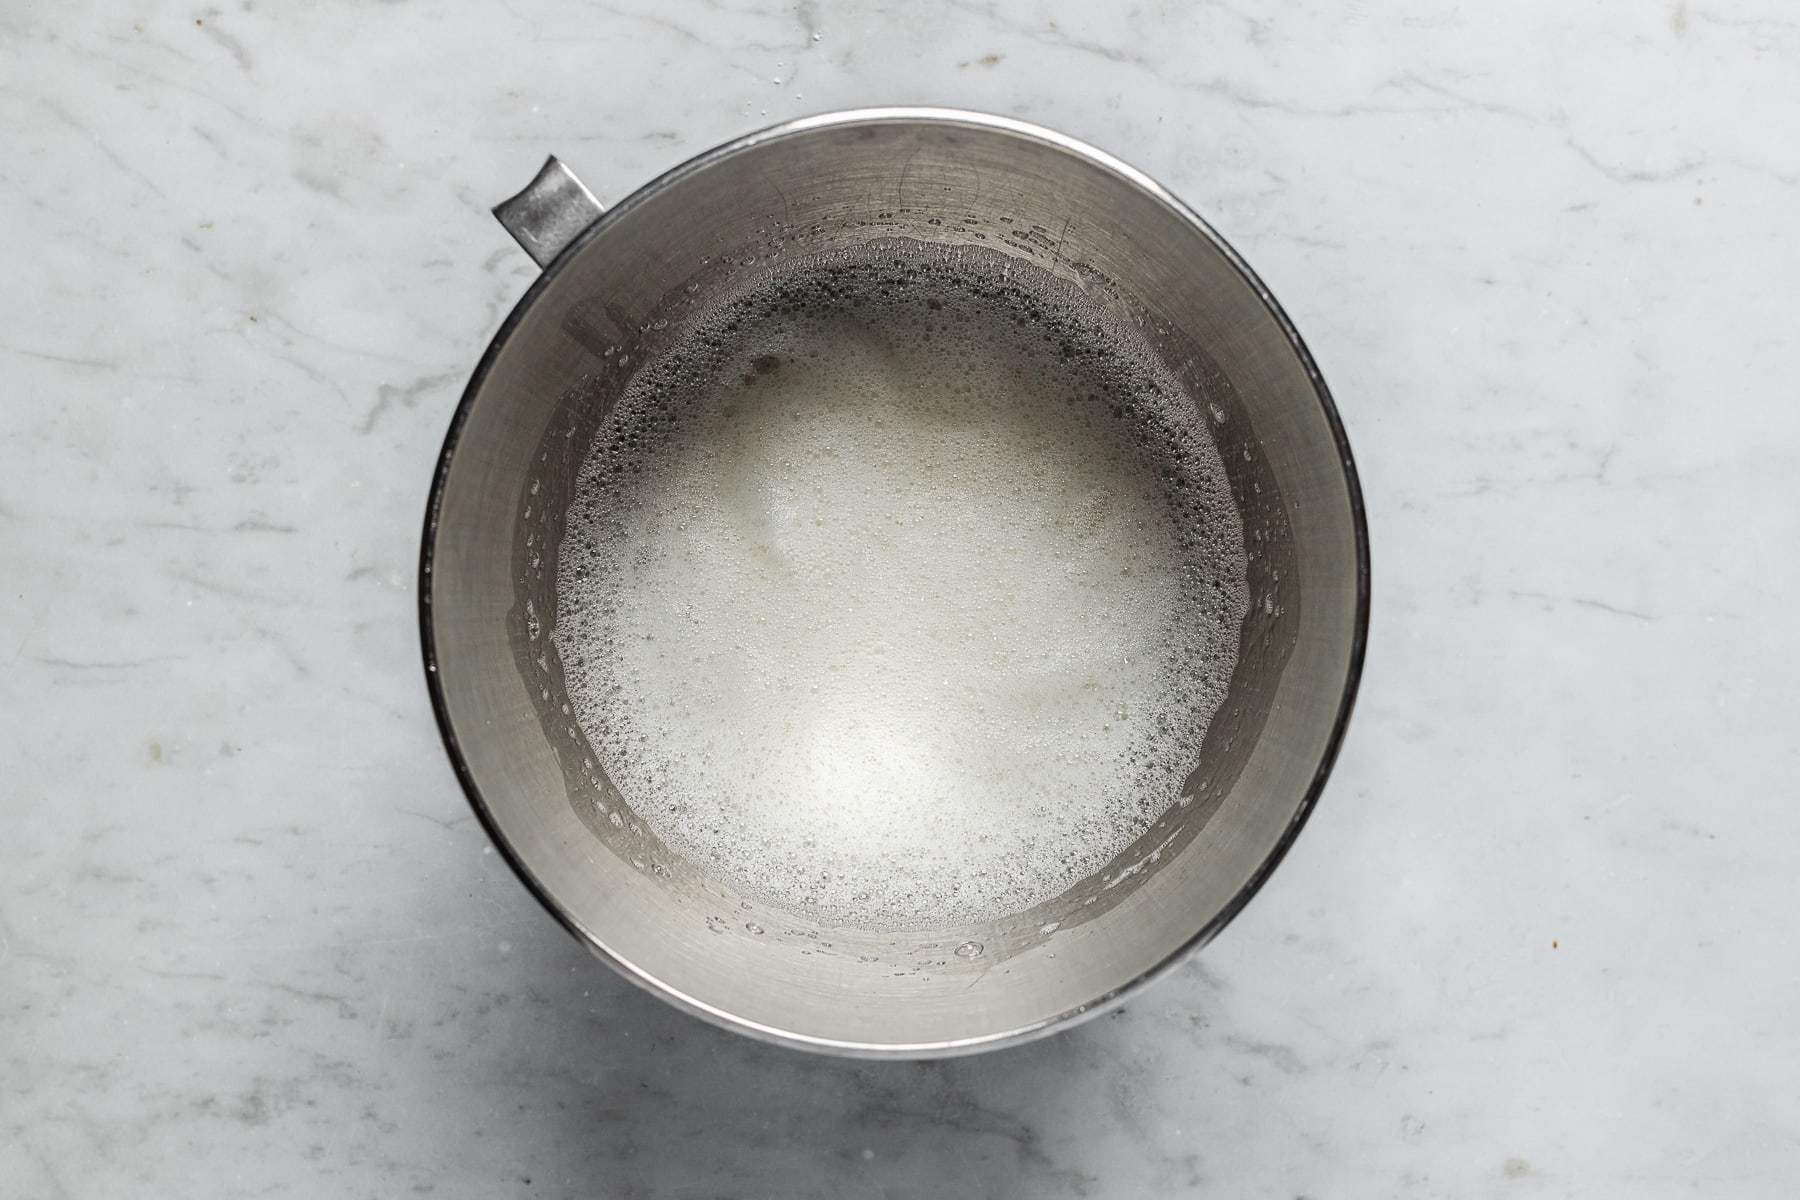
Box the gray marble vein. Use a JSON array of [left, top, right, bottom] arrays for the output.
[[3, 0, 1799, 1196]]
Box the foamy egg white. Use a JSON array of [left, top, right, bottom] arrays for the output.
[[555, 255, 1247, 930]]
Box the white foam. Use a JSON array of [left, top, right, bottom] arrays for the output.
[[555, 255, 1247, 930]]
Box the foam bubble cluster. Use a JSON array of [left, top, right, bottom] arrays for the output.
[[554, 251, 1248, 930]]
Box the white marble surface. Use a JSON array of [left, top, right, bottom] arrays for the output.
[[4, 0, 1798, 1195]]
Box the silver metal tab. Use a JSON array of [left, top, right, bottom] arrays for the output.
[[491, 156, 604, 269]]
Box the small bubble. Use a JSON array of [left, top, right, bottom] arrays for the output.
[[954, 940, 984, 959]]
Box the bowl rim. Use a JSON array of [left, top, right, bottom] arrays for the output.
[[418, 106, 1371, 1059]]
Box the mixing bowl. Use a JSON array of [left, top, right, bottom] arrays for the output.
[[420, 108, 1369, 1057]]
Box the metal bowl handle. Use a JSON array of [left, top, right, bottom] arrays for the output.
[[492, 156, 604, 269]]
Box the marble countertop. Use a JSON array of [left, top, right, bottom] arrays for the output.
[[5, 1, 1797, 1195]]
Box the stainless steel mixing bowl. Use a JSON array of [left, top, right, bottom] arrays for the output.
[[421, 108, 1368, 1057]]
